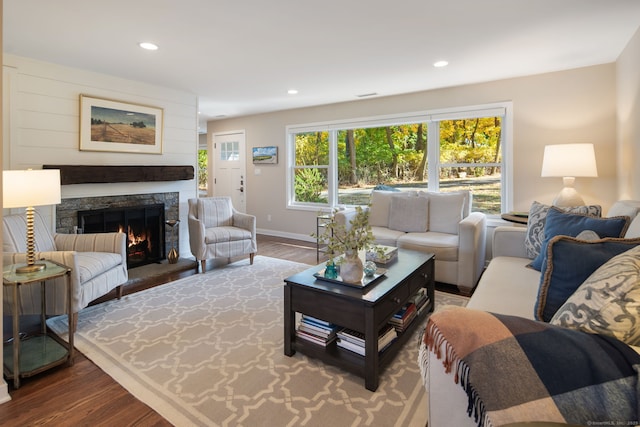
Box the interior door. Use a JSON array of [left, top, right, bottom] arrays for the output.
[[213, 131, 246, 212]]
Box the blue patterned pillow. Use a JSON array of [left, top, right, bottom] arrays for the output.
[[529, 207, 630, 271], [535, 236, 640, 322], [524, 201, 601, 260], [551, 244, 640, 345]]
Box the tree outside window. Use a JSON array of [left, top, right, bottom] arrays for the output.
[[198, 149, 208, 196], [288, 104, 509, 215]]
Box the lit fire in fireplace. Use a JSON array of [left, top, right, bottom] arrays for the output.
[[119, 225, 152, 261]]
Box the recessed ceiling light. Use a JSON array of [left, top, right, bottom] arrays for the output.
[[288, 89, 298, 95], [433, 60, 449, 68], [139, 42, 159, 51], [356, 92, 378, 98]]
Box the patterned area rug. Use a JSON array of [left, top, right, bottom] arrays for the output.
[[48, 256, 468, 427]]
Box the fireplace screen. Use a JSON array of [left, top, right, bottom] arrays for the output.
[[78, 204, 165, 268]]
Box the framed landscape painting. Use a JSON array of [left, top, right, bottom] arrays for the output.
[[252, 146, 278, 164], [80, 95, 164, 154]]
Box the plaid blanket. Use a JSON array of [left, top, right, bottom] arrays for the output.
[[421, 306, 640, 427]]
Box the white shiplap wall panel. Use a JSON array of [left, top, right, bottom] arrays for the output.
[[17, 92, 78, 116], [18, 129, 78, 150], [14, 56, 194, 106], [3, 53, 199, 259], [19, 110, 77, 136]]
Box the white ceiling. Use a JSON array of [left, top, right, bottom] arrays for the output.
[[4, 0, 640, 133]]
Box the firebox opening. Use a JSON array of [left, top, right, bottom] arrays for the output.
[[78, 204, 166, 269]]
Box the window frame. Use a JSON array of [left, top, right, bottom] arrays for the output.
[[286, 102, 513, 215]]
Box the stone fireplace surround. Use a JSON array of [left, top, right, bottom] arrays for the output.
[[56, 192, 179, 267]]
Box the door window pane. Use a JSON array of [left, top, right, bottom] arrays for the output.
[[220, 141, 239, 161]]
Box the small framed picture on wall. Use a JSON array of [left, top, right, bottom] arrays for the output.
[[252, 146, 278, 164]]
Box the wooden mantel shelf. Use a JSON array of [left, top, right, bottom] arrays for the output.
[[43, 165, 194, 185]]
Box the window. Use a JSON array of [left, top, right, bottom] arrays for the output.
[[292, 131, 330, 204], [220, 141, 239, 161], [287, 103, 512, 215], [198, 148, 208, 196], [198, 134, 209, 197]]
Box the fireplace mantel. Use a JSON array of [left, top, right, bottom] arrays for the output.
[[43, 165, 194, 185]]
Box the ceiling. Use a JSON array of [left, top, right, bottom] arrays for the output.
[[4, 1, 640, 133]]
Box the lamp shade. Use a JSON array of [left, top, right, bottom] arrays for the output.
[[3, 169, 61, 208], [540, 143, 598, 178]]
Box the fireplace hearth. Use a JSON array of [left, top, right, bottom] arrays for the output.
[[78, 204, 166, 268]]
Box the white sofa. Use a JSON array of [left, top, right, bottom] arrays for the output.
[[422, 200, 640, 426], [336, 189, 486, 295]]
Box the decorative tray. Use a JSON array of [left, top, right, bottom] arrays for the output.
[[313, 267, 387, 288]]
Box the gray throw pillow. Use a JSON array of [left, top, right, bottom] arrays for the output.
[[388, 194, 428, 232], [524, 201, 601, 259]]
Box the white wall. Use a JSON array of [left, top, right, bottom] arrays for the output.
[[3, 54, 199, 255], [0, 0, 10, 405], [209, 63, 619, 242], [617, 27, 640, 199]]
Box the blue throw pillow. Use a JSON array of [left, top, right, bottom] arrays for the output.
[[529, 207, 630, 271], [534, 236, 640, 322]]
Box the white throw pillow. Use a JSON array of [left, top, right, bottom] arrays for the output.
[[388, 194, 428, 232], [550, 245, 640, 346], [428, 192, 466, 235], [625, 214, 640, 238], [606, 201, 640, 219]]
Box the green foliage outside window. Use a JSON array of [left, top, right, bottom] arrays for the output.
[[292, 116, 502, 214], [294, 168, 327, 203], [198, 149, 208, 191], [295, 131, 329, 166], [440, 118, 502, 177]]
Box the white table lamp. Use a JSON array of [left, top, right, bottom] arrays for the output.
[[541, 143, 598, 207], [3, 169, 62, 273]]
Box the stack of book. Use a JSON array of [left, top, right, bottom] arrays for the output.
[[389, 288, 431, 333], [295, 315, 338, 347], [389, 303, 416, 333], [412, 288, 431, 315], [336, 325, 397, 356]]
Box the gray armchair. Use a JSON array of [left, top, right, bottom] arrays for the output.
[[3, 210, 128, 330], [188, 197, 256, 273]]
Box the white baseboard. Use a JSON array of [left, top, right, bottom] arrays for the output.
[[257, 228, 315, 243], [0, 379, 11, 404]]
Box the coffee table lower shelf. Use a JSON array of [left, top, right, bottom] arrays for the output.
[[290, 309, 431, 381]]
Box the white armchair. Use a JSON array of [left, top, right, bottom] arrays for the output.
[[3, 210, 128, 329], [187, 197, 257, 273]]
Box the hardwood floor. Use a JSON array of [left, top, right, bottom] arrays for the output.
[[0, 235, 319, 427]]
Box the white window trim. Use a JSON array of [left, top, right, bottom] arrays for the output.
[[287, 102, 513, 214]]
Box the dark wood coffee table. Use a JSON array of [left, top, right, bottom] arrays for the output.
[[284, 249, 435, 391]]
